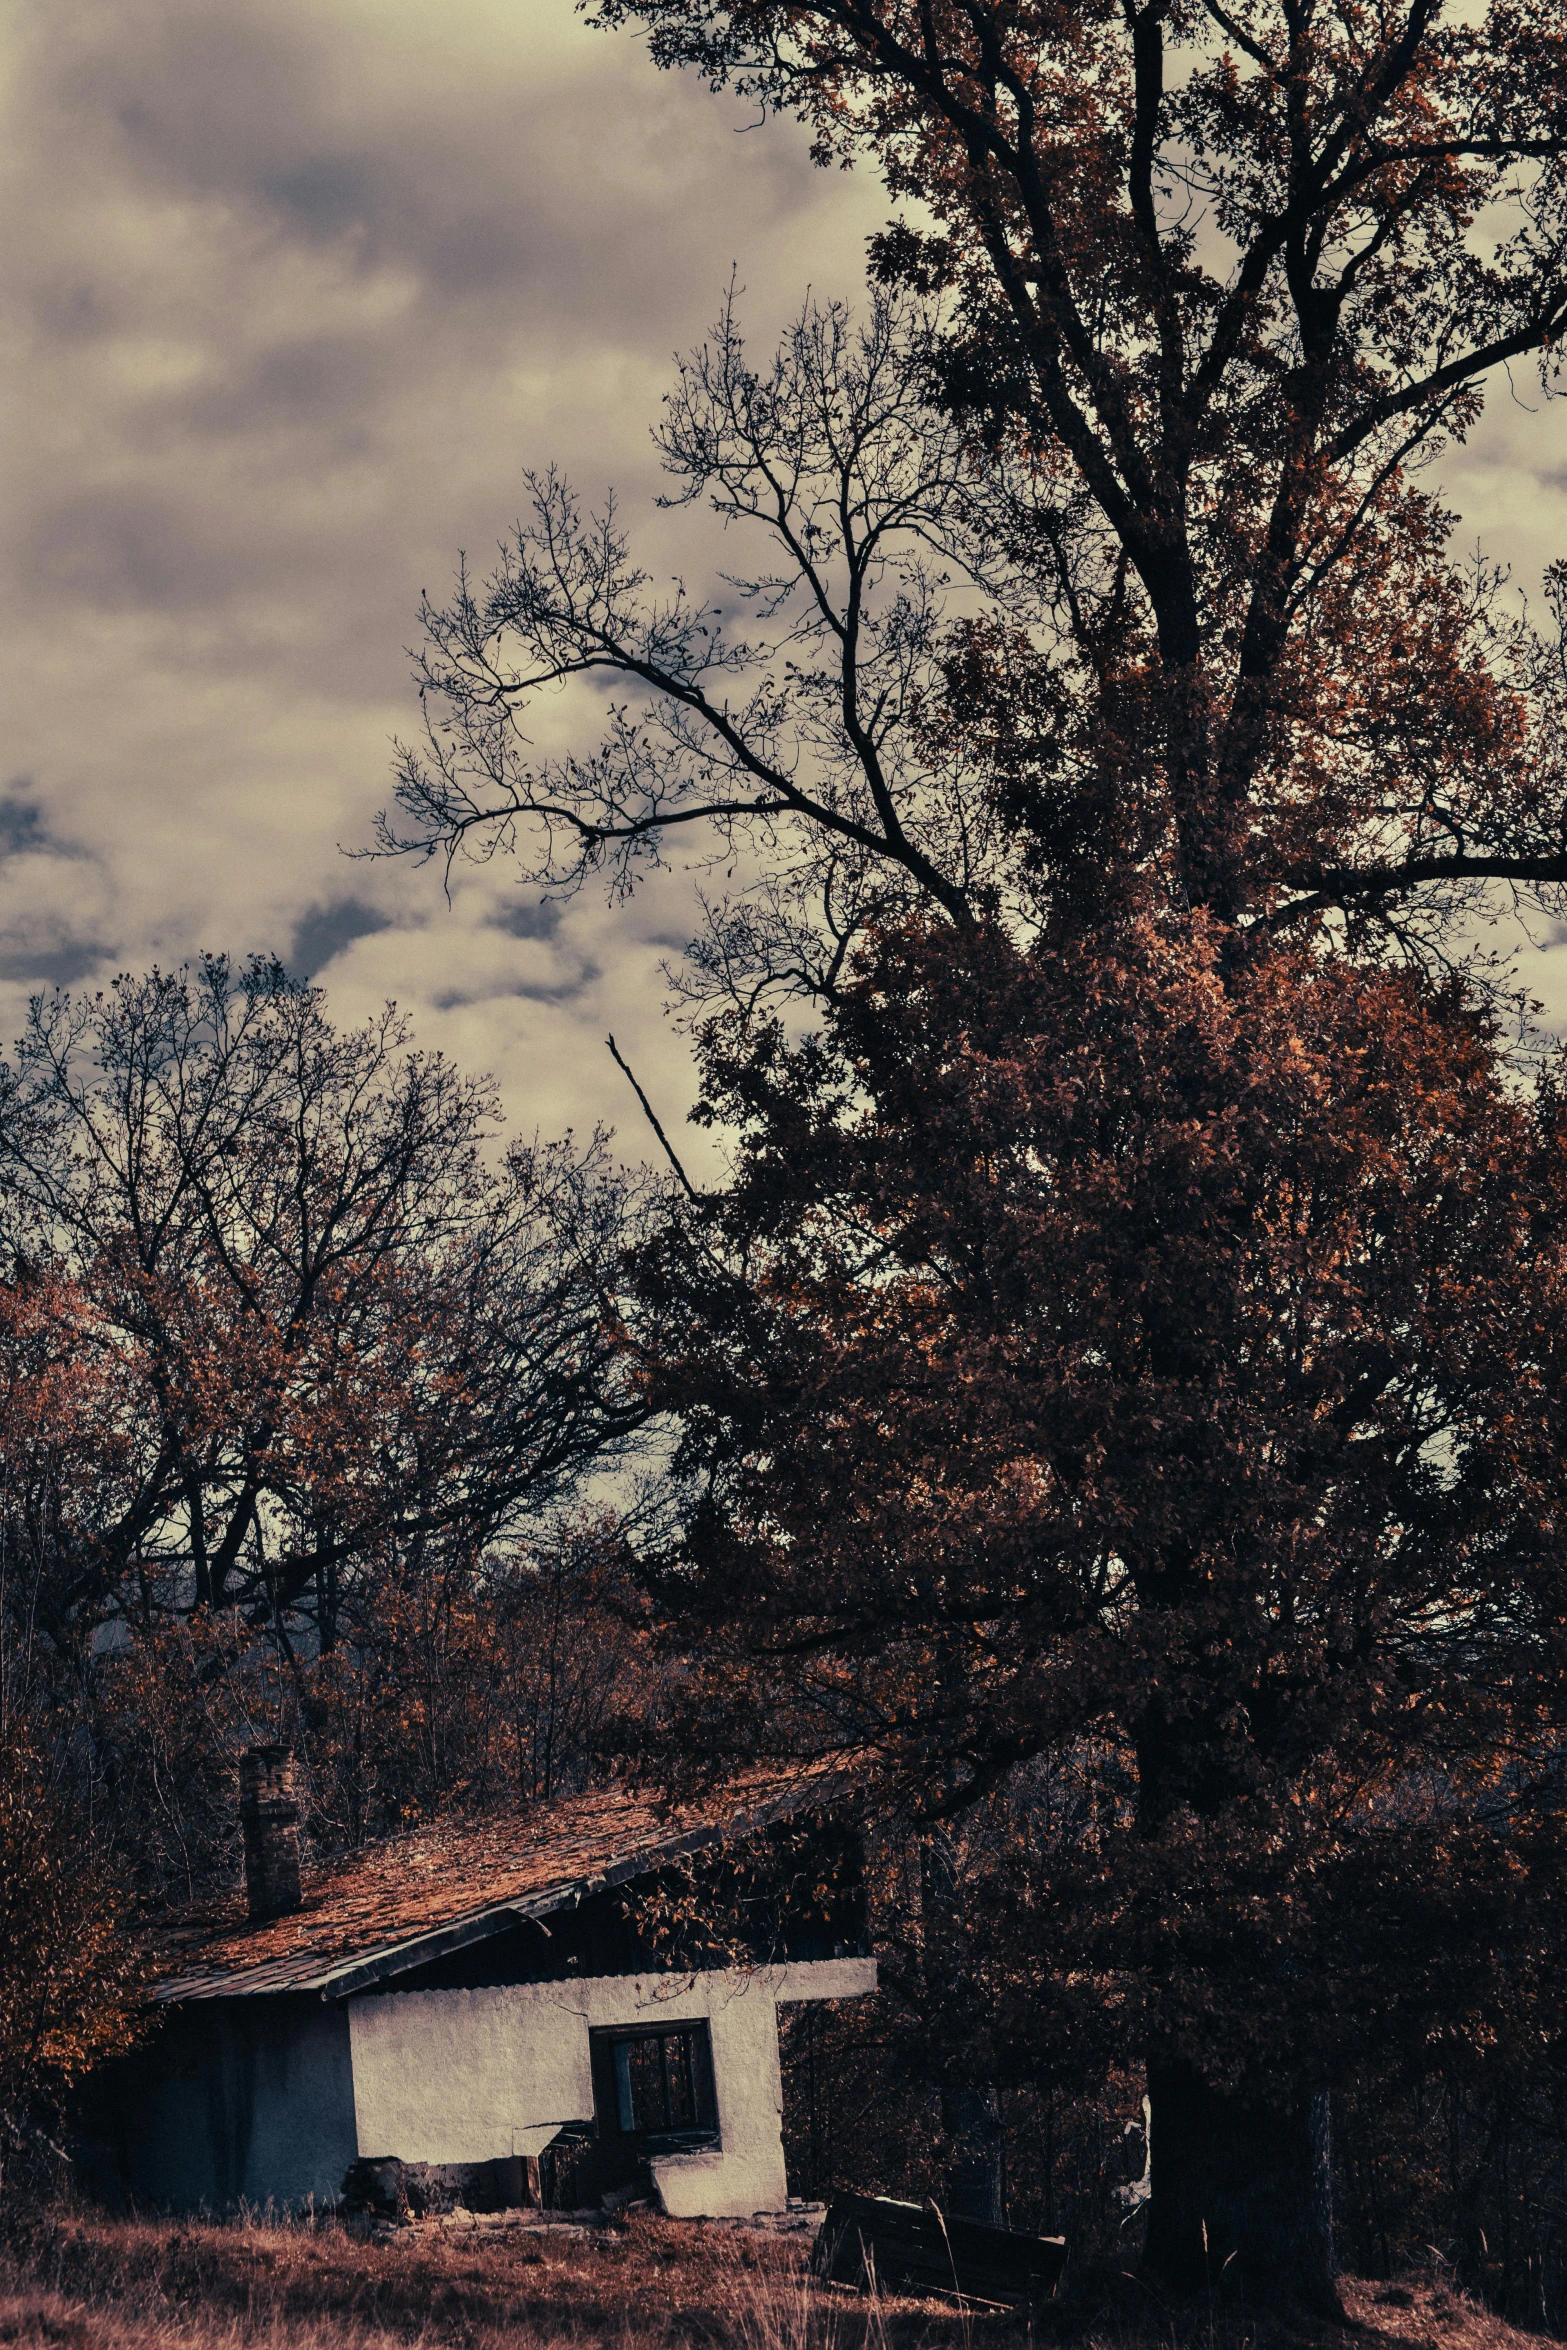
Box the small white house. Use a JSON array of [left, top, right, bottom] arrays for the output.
[[101, 1754, 874, 2217]]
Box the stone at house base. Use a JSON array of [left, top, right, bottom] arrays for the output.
[[350, 2184, 827, 2249], [699, 2203, 828, 2237]]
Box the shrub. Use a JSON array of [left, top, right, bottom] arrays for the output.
[[0, 1732, 145, 2192]]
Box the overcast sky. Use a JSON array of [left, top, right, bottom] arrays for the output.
[[4, 0, 1566, 1170]]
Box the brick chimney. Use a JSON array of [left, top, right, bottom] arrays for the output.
[[239, 1745, 303, 1921]]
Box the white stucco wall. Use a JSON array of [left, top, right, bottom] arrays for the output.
[[346, 1955, 875, 2220]]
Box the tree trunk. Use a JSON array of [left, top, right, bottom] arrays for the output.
[[941, 2082, 1005, 2225], [1142, 2061, 1340, 2316]]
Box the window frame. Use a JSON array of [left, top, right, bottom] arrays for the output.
[[589, 2018, 720, 2153]]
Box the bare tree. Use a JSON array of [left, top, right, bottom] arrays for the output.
[[378, 292, 1016, 1006], [0, 955, 651, 1656], [379, 282, 1567, 1007]]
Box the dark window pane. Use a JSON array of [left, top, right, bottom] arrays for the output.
[[664, 2032, 696, 2128], [625, 2033, 667, 2130]]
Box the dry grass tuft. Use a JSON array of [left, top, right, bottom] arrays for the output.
[[0, 2213, 1558, 2350], [1339, 2277, 1554, 2350]]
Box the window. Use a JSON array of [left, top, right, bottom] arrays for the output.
[[590, 2021, 718, 2151]]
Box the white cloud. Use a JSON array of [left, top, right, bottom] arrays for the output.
[[0, 0, 881, 1161], [2, 0, 1565, 1145]]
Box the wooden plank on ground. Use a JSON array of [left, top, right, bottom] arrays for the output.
[[812, 2192, 1067, 2306]]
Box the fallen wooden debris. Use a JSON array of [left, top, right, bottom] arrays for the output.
[[439, 2209, 601, 2236], [812, 2192, 1067, 2307]]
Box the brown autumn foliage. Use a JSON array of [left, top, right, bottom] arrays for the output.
[[0, 963, 660, 1929], [0, 1285, 147, 2170], [53, 1515, 656, 1906], [0, 1732, 144, 2188], [0, 956, 650, 1647]]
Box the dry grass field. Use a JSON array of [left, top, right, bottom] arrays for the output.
[[0, 2213, 1553, 2350]]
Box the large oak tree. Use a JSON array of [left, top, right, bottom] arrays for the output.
[[636, 916, 1567, 2307], [379, 0, 1567, 2306]]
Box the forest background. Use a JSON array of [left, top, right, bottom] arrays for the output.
[[5, 0, 1567, 2331]]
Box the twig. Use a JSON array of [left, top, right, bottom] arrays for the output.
[[605, 1035, 704, 1203]]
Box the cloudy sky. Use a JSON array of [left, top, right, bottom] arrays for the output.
[[4, 0, 1566, 1167]]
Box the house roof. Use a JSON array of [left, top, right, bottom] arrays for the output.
[[153, 1773, 817, 2005]]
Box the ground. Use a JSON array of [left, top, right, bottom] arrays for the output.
[[0, 2213, 1552, 2350]]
